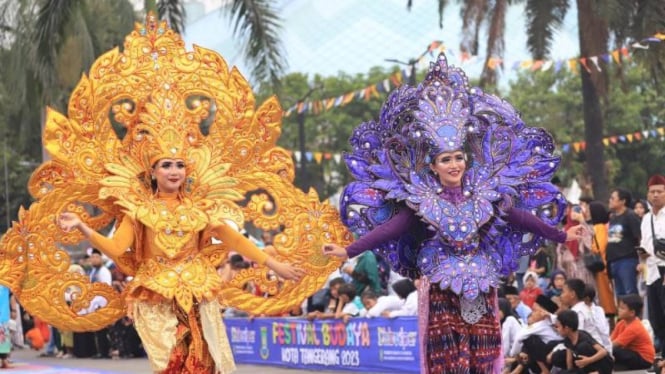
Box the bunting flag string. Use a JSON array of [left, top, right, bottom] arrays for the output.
[[282, 33, 665, 118], [560, 127, 665, 154], [283, 127, 664, 165]]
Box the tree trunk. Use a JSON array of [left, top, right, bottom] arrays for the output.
[[576, 0, 609, 201]]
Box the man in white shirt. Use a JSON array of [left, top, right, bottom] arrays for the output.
[[641, 174, 665, 360], [89, 249, 112, 286]]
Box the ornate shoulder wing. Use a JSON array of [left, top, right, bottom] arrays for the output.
[[1, 15, 352, 328], [466, 89, 566, 274]]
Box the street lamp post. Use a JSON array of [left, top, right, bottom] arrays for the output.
[[384, 58, 417, 86], [294, 83, 323, 192]]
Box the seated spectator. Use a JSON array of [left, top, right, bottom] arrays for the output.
[[509, 295, 561, 374], [561, 279, 611, 356], [520, 271, 543, 308], [611, 294, 655, 371], [554, 310, 613, 374], [307, 277, 346, 315], [504, 285, 531, 324], [582, 285, 612, 355], [337, 284, 360, 323], [382, 279, 417, 318], [359, 289, 402, 318], [307, 279, 348, 320], [544, 270, 566, 301], [499, 298, 521, 359]]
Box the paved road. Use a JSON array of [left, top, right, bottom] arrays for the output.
[[7, 348, 344, 374]]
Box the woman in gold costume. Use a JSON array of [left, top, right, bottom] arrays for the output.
[[0, 14, 349, 374], [58, 155, 304, 373]]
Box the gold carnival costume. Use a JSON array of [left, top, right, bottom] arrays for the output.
[[0, 14, 350, 373]]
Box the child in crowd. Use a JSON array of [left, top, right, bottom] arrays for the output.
[[499, 298, 522, 359], [554, 310, 613, 373], [306, 277, 346, 320], [561, 279, 611, 356], [582, 285, 612, 355], [611, 294, 655, 370], [359, 289, 402, 318], [337, 284, 361, 323], [544, 270, 566, 301], [7, 310, 19, 349], [520, 271, 543, 308], [381, 279, 417, 318], [508, 295, 561, 374], [504, 285, 532, 325]]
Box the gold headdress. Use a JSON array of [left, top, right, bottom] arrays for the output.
[[0, 14, 351, 331]]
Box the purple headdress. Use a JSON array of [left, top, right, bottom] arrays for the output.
[[341, 54, 566, 301]]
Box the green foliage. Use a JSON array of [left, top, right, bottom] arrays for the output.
[[257, 66, 402, 198], [505, 63, 665, 198]]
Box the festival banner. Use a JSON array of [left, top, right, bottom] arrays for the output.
[[225, 317, 419, 373]]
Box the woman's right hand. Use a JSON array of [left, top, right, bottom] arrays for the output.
[[322, 243, 348, 260], [58, 212, 82, 233]]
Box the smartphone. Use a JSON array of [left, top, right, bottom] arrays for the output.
[[636, 247, 649, 256]]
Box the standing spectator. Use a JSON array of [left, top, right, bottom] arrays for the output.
[[344, 251, 383, 296], [558, 204, 595, 285], [634, 199, 650, 221], [606, 188, 642, 296], [74, 248, 112, 358], [0, 286, 11, 368], [529, 247, 551, 289], [641, 175, 665, 369], [586, 201, 616, 319], [611, 294, 655, 371], [554, 310, 613, 374]]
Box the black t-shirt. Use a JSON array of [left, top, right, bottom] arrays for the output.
[[606, 209, 641, 262], [564, 330, 613, 374]]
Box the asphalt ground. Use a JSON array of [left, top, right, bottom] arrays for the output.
[[5, 347, 344, 374]]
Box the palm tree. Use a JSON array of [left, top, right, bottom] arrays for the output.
[[408, 0, 514, 87], [150, 0, 286, 87], [523, 0, 665, 201], [417, 0, 665, 200]]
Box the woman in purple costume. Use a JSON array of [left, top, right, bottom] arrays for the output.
[[323, 54, 583, 374]]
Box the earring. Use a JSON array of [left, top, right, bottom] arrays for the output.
[[151, 175, 156, 181]]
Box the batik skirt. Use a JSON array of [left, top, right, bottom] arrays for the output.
[[419, 279, 501, 374]]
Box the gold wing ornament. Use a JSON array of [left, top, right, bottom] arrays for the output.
[[0, 14, 351, 331]]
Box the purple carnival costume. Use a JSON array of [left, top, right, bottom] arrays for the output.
[[340, 54, 568, 373]]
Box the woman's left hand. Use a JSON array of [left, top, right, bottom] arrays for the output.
[[266, 258, 305, 281]]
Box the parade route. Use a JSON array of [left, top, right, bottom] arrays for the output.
[[5, 348, 343, 374]]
